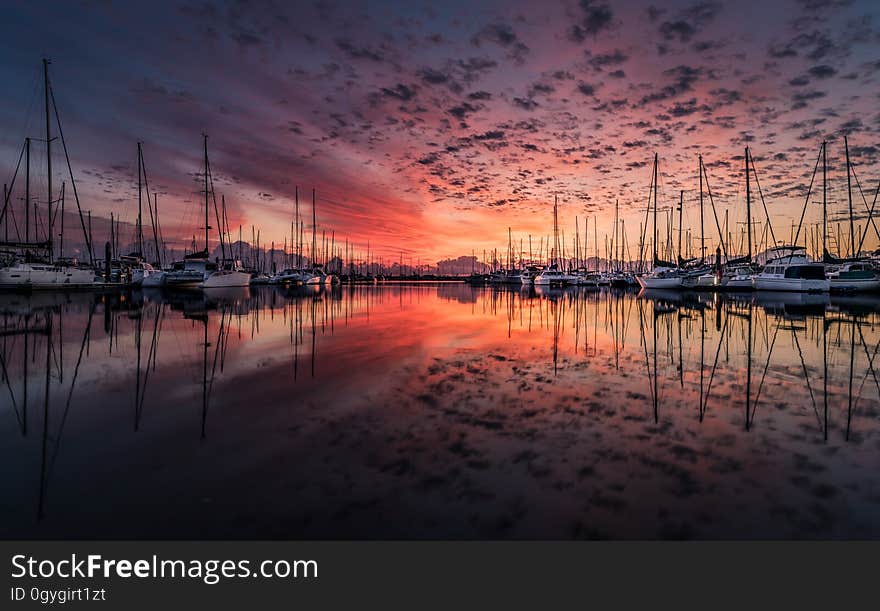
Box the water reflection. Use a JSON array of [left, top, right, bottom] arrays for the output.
[[1, 284, 880, 539]]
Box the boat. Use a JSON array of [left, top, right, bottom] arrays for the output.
[[636, 154, 688, 291], [0, 260, 97, 289], [827, 261, 880, 292], [753, 246, 828, 292], [203, 259, 250, 288], [821, 139, 880, 293], [520, 265, 542, 285], [719, 264, 755, 290], [637, 266, 683, 289], [0, 60, 99, 290], [164, 254, 208, 289], [534, 263, 573, 286], [271, 268, 306, 285], [304, 266, 334, 285]]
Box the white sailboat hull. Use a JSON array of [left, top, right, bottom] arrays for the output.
[[753, 277, 829, 292], [201, 270, 251, 288], [0, 263, 97, 289], [637, 275, 681, 289]]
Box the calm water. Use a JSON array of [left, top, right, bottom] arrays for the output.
[[1, 284, 880, 539]]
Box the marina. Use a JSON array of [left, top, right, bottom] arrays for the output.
[[1, 0, 879, 553]]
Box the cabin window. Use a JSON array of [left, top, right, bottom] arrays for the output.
[[784, 265, 825, 280]]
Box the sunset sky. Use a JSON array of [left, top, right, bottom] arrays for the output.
[[1, 0, 878, 264]]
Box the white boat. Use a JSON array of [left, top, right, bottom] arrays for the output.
[[827, 261, 880, 292], [720, 265, 755, 290], [753, 247, 828, 292], [0, 260, 98, 289], [575, 271, 601, 286], [202, 259, 250, 288], [534, 264, 574, 286], [520, 266, 542, 285], [249, 272, 272, 285], [130, 261, 163, 286], [271, 268, 306, 285], [0, 62, 99, 291], [637, 267, 682, 289], [304, 268, 325, 285], [164, 257, 207, 289]]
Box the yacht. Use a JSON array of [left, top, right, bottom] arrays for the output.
[[753, 246, 828, 292], [519, 265, 542, 285], [141, 267, 166, 288], [163, 255, 208, 289], [637, 267, 683, 290], [0, 259, 97, 289], [720, 265, 756, 290], [0, 61, 99, 291], [827, 261, 880, 292], [533, 263, 573, 286], [203, 259, 250, 288], [124, 256, 163, 287], [271, 268, 306, 286], [304, 266, 336, 285]]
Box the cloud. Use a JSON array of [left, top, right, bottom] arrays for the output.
[[808, 64, 836, 78], [568, 0, 614, 42], [511, 97, 539, 110], [657, 1, 722, 43], [576, 82, 597, 96], [586, 49, 629, 70], [471, 23, 529, 64], [380, 83, 418, 101], [335, 37, 385, 62], [638, 65, 707, 106]]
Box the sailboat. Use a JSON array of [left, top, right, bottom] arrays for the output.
[[638, 154, 684, 289], [164, 135, 250, 289], [825, 138, 880, 292], [302, 189, 337, 285], [534, 195, 575, 286], [129, 142, 164, 287], [715, 148, 758, 290], [0, 60, 98, 289], [754, 143, 829, 293]]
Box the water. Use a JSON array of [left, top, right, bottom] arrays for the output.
[[1, 284, 879, 539]]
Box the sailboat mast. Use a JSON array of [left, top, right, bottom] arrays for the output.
[[295, 186, 299, 268], [203, 134, 209, 253], [312, 188, 317, 266], [614, 199, 619, 271], [746, 147, 752, 260], [594, 216, 598, 272], [822, 140, 827, 257], [677, 190, 683, 262], [846, 136, 854, 257], [652, 153, 658, 263], [137, 142, 143, 255], [699, 154, 704, 262], [44, 59, 53, 261], [25, 137, 30, 244], [553, 194, 558, 266]]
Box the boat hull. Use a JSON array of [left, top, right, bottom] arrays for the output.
[[637, 275, 681, 289], [0, 264, 98, 290], [754, 277, 829, 292], [141, 271, 166, 287], [829, 277, 880, 292], [202, 270, 251, 288]]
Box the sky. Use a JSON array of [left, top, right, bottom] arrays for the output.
[[1, 0, 879, 264]]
